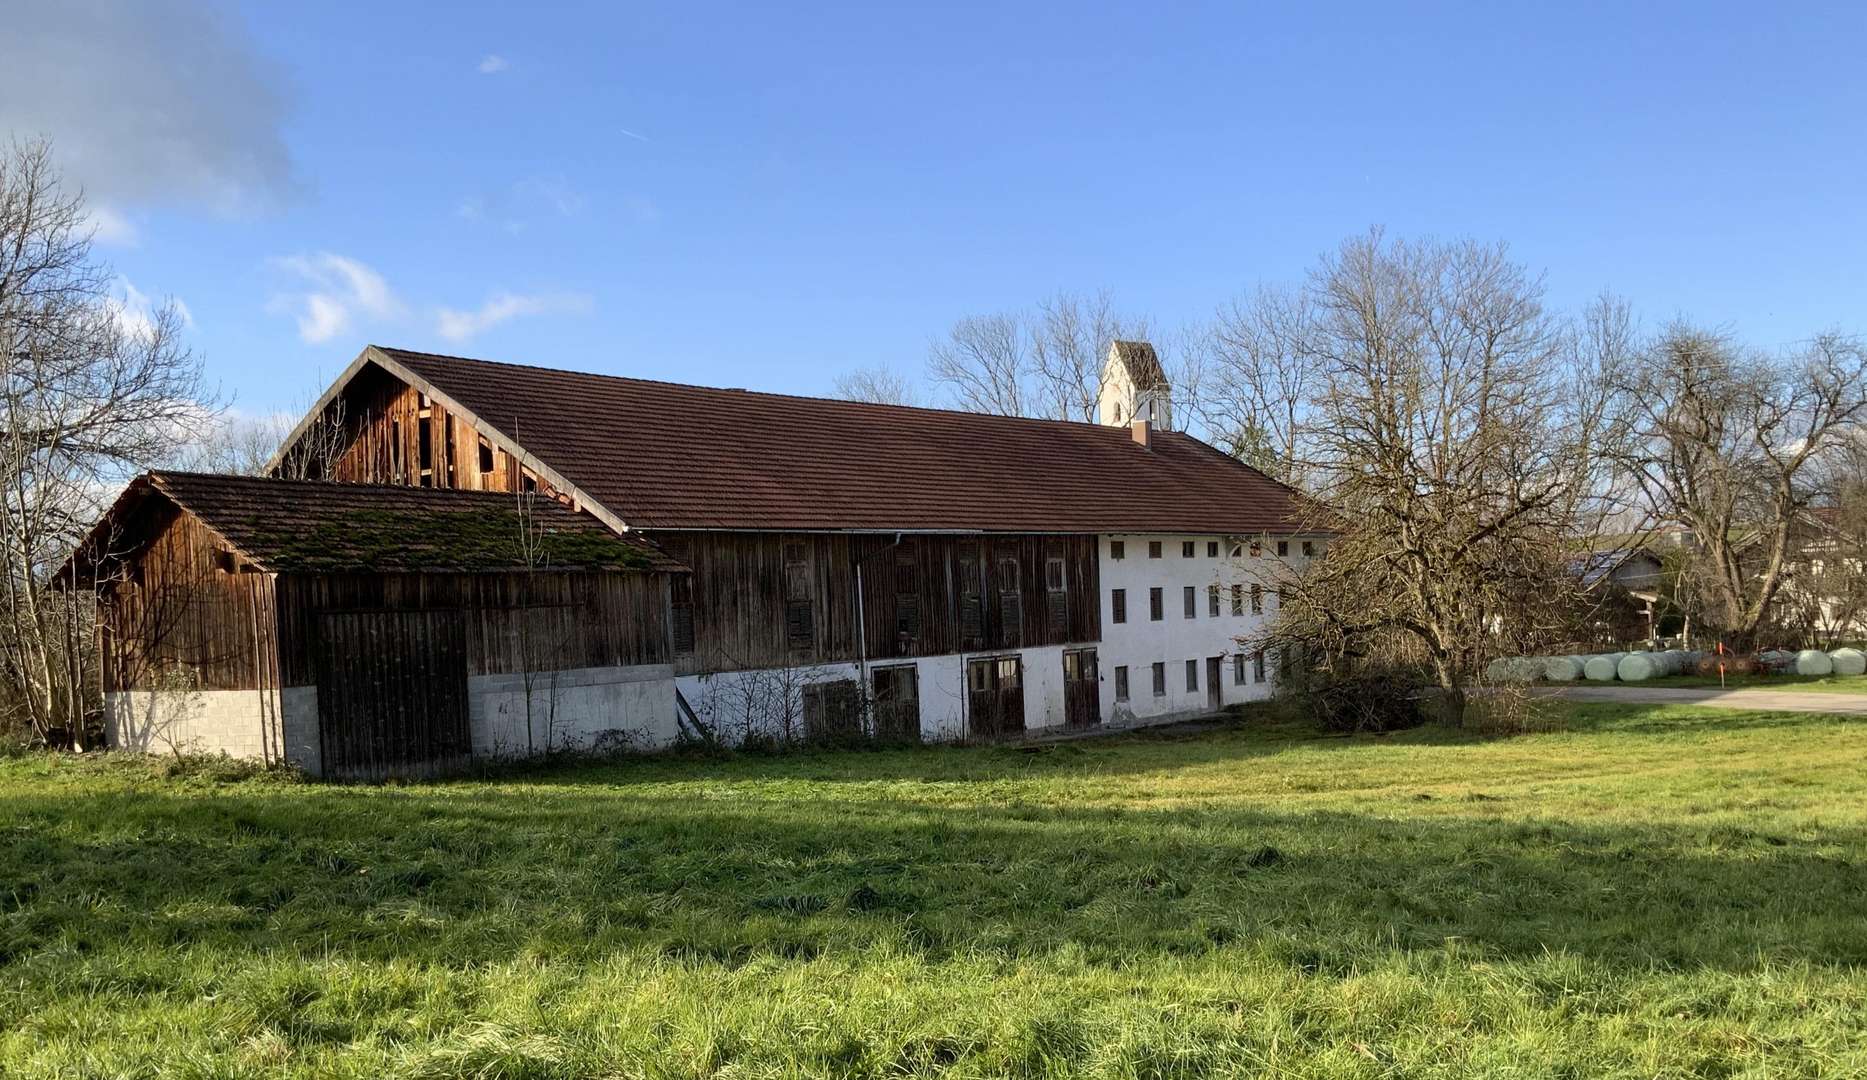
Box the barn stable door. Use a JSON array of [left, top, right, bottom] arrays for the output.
[[967, 655, 1025, 738], [1063, 648, 1100, 728], [315, 610, 471, 780], [871, 664, 921, 743]]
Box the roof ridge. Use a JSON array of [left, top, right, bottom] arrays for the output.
[[376, 344, 1152, 437]]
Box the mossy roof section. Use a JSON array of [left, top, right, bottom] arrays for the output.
[[145, 471, 684, 574]]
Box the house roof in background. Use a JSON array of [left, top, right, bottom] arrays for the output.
[[375, 346, 1317, 534], [69, 471, 683, 578]]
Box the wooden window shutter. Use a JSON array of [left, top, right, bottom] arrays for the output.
[[784, 541, 814, 650], [997, 552, 1022, 647], [894, 551, 920, 646], [1044, 556, 1067, 639], [958, 543, 984, 647], [670, 576, 695, 656]]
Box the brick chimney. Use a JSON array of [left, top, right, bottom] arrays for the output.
[[1131, 418, 1152, 448]]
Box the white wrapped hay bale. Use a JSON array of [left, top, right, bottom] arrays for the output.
[[1617, 652, 1676, 681], [1583, 653, 1625, 681], [1544, 655, 1588, 681], [1796, 649, 1835, 676], [1831, 648, 1866, 677]]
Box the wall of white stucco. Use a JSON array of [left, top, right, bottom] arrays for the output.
[[1095, 532, 1307, 722]]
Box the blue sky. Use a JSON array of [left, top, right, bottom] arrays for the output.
[[7, 1, 1865, 415]]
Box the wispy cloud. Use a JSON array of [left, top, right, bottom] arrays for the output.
[[617, 127, 649, 143], [87, 205, 139, 247], [267, 252, 401, 344], [454, 176, 586, 232], [477, 54, 509, 75], [107, 278, 190, 341], [434, 292, 591, 343]]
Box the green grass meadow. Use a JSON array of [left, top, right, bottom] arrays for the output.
[[4, 703, 1867, 1078]]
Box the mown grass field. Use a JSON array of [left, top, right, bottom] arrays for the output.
[[4, 703, 1866, 1078]]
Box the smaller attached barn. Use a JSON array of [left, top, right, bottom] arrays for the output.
[[67, 471, 687, 778]]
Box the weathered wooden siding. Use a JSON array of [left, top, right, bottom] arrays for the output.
[[651, 532, 1100, 675], [99, 506, 279, 692], [313, 364, 560, 498], [273, 570, 672, 685]]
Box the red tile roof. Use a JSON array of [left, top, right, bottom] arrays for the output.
[[381, 346, 1317, 535]]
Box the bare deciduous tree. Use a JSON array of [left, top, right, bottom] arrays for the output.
[[1240, 232, 1617, 721], [925, 292, 1151, 421], [831, 365, 922, 407], [1607, 326, 1867, 650], [174, 398, 349, 478], [0, 139, 213, 742]]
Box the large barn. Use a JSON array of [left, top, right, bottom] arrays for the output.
[[73, 341, 1322, 776]]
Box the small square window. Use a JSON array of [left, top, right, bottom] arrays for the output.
[[1277, 540, 1289, 557], [1115, 666, 1130, 702], [1250, 541, 1262, 557], [1185, 659, 1198, 691], [1151, 662, 1166, 697], [1303, 541, 1316, 557], [1149, 587, 1163, 621], [1112, 588, 1127, 624], [1111, 540, 1125, 560], [1183, 586, 1196, 618], [1181, 541, 1195, 558], [1207, 541, 1219, 557], [1148, 541, 1162, 559]]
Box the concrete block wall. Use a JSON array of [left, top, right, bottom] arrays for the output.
[[104, 689, 278, 761], [471, 663, 679, 757]]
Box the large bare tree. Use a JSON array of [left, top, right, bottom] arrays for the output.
[[831, 365, 922, 407], [1609, 326, 1867, 649], [923, 291, 1151, 421], [1234, 232, 1619, 719], [0, 139, 212, 742]]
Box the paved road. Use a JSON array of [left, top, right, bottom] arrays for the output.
[[1548, 685, 1867, 715]]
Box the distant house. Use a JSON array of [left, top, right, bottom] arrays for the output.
[[1574, 545, 1667, 643], [72, 342, 1321, 775]]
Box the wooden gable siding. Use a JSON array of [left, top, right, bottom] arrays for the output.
[[99, 506, 280, 693], [318, 366, 560, 498], [273, 570, 671, 686], [651, 531, 1099, 675]]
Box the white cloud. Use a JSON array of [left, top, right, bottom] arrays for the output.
[[106, 278, 190, 341], [478, 54, 510, 75], [267, 253, 401, 344], [87, 205, 139, 246], [434, 292, 591, 343], [0, 0, 293, 215]]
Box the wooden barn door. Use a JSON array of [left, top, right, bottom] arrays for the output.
[[966, 656, 1024, 738], [871, 665, 921, 742], [316, 610, 470, 780], [1063, 648, 1100, 728]]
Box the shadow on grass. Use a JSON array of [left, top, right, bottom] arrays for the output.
[[5, 757, 1865, 982]]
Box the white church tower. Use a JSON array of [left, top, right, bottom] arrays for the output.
[[1097, 340, 1172, 430]]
